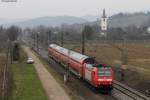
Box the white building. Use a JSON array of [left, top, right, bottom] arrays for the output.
[[100, 9, 108, 36], [147, 27, 150, 34]]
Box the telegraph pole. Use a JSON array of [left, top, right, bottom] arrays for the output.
[[64, 49, 70, 83], [82, 28, 85, 54], [47, 31, 51, 47], [61, 24, 65, 47], [60, 32, 64, 47], [36, 33, 39, 52], [121, 34, 127, 81], [34, 33, 36, 49], [53, 31, 58, 44], [67, 50, 70, 81]]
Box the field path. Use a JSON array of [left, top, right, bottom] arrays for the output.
[[23, 46, 71, 100]]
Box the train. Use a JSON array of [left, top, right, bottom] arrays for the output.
[[48, 44, 114, 91]]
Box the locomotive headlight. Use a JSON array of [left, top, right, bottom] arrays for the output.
[[106, 79, 112, 81], [98, 79, 112, 81], [98, 79, 104, 81]]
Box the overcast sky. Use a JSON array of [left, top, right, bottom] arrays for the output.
[[0, 0, 150, 19]]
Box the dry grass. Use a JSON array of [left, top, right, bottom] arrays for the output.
[[64, 43, 150, 75]]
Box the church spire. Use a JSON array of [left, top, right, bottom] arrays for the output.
[[100, 8, 108, 37], [102, 8, 106, 18]]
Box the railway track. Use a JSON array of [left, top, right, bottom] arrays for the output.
[[113, 81, 150, 100]]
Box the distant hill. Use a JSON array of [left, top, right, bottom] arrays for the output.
[[2, 12, 150, 28], [4, 16, 87, 28], [0, 18, 25, 25], [108, 12, 150, 28], [82, 15, 98, 22]]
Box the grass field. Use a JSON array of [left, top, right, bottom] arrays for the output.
[[64, 43, 150, 73], [12, 50, 48, 100]]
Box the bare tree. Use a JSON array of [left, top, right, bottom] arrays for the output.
[[6, 26, 21, 42]]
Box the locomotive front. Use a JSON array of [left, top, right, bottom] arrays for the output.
[[94, 64, 114, 90]]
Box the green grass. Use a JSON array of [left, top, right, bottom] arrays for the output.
[[12, 50, 48, 100]]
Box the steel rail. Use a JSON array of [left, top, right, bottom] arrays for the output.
[[113, 80, 149, 100]]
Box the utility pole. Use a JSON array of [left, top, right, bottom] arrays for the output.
[[61, 24, 65, 47], [47, 31, 51, 47], [10, 42, 12, 64], [53, 31, 58, 44], [64, 49, 70, 83], [122, 37, 127, 65], [60, 32, 64, 47], [34, 33, 36, 49], [67, 49, 70, 81], [121, 34, 127, 81], [82, 28, 85, 54], [36, 33, 39, 52]]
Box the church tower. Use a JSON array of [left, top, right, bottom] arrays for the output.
[[101, 9, 108, 36]]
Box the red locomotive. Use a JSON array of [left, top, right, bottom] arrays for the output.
[[48, 44, 114, 91]]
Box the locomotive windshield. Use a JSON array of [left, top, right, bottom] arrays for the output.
[[98, 70, 111, 76], [96, 64, 111, 68]]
